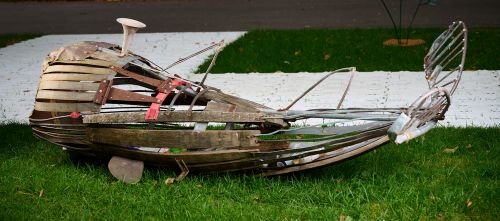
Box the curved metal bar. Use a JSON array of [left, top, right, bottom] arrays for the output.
[[407, 87, 451, 120], [168, 86, 188, 110], [337, 67, 356, 109], [258, 135, 389, 176], [162, 41, 224, 71], [200, 40, 225, 87], [187, 89, 209, 114], [281, 67, 356, 111], [388, 87, 451, 144], [424, 21, 467, 95]]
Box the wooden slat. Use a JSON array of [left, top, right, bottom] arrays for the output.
[[39, 81, 101, 91], [34, 102, 100, 112], [52, 59, 116, 67], [87, 128, 260, 149], [200, 91, 288, 127], [205, 101, 236, 112], [41, 73, 111, 81], [83, 111, 265, 124], [202, 90, 269, 112], [193, 101, 238, 131], [110, 66, 163, 88], [44, 65, 114, 75], [90, 143, 258, 165], [36, 90, 95, 101]]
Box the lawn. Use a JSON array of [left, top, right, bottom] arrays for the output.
[[196, 28, 500, 73], [0, 124, 498, 220]]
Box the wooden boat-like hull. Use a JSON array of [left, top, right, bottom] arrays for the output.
[[29, 19, 468, 183]]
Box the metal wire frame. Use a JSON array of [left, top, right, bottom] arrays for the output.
[[424, 21, 467, 95], [281, 67, 356, 111]]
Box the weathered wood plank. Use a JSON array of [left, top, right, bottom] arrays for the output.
[[90, 143, 259, 165], [202, 90, 269, 112], [83, 111, 266, 124], [39, 81, 101, 91], [44, 65, 114, 75], [193, 101, 237, 131], [52, 59, 116, 67], [204, 101, 237, 130], [41, 73, 112, 82], [87, 128, 260, 149], [201, 91, 288, 127], [205, 101, 236, 112], [36, 90, 95, 101], [34, 102, 100, 112]]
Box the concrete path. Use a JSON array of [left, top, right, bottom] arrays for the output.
[[1, 0, 499, 34], [0, 33, 498, 127]]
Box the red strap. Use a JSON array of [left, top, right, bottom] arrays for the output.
[[145, 78, 190, 121], [145, 93, 168, 121]]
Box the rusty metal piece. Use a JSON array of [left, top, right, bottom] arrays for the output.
[[175, 159, 189, 181], [93, 79, 113, 105], [107, 88, 158, 103], [110, 66, 163, 87]]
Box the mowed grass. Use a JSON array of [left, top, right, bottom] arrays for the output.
[[0, 33, 42, 48], [197, 28, 500, 73], [1, 123, 498, 220]]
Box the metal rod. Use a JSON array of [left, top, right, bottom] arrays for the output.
[[200, 40, 225, 87], [282, 67, 355, 111], [336, 67, 356, 109], [162, 42, 223, 71]]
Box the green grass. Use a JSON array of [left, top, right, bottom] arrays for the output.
[[1, 123, 498, 220], [197, 28, 500, 73], [0, 33, 42, 48]]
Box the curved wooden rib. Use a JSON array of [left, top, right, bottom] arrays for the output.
[[90, 143, 258, 166], [34, 102, 100, 112], [87, 128, 260, 149]]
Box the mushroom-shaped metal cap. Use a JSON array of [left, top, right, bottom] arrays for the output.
[[116, 18, 146, 29]]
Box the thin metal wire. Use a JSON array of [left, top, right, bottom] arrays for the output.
[[336, 67, 356, 109], [281, 67, 355, 111], [200, 40, 225, 87], [161, 42, 223, 71]]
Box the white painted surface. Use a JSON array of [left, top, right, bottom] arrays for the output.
[[0, 33, 498, 127], [187, 71, 500, 127]]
